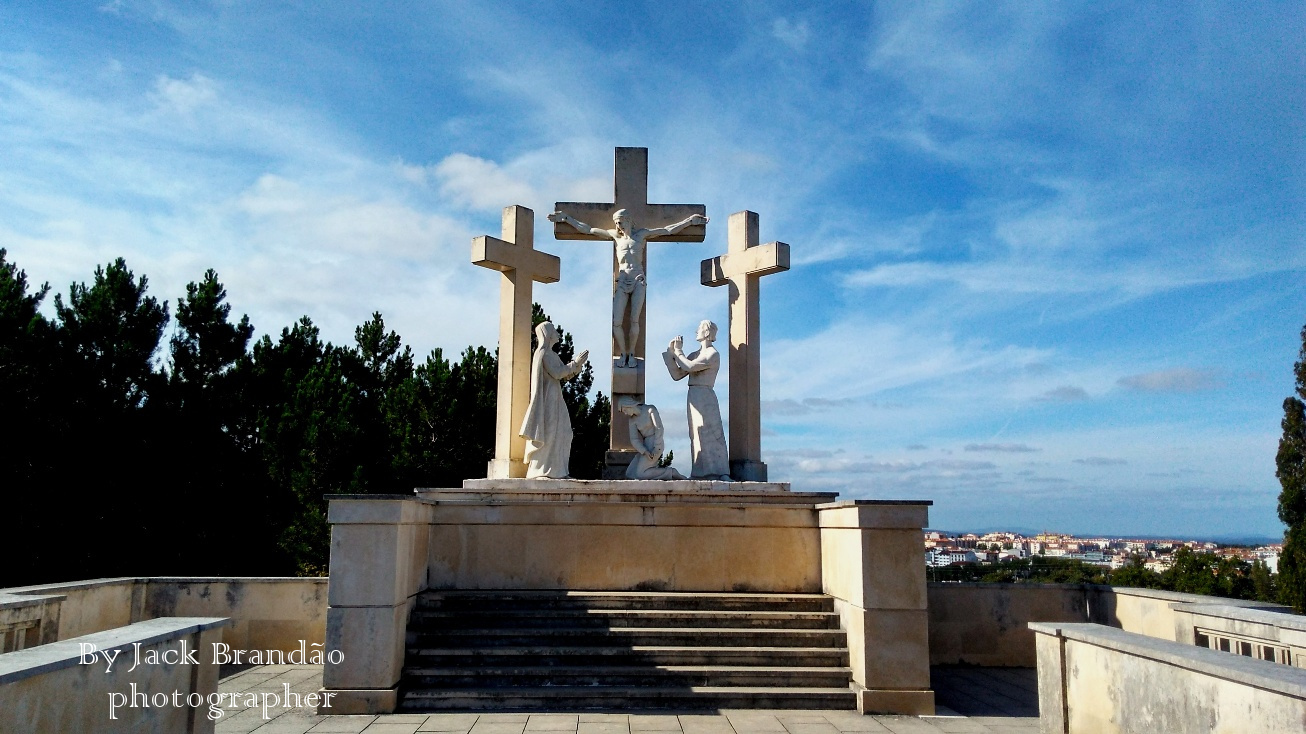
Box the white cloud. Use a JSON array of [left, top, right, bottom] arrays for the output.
[[152, 73, 217, 114], [772, 18, 811, 51], [432, 153, 538, 212]]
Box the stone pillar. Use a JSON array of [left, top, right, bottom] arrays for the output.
[[322, 497, 432, 714], [818, 500, 935, 715]]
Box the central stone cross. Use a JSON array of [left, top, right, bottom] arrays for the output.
[[472, 205, 560, 479], [553, 147, 706, 474]]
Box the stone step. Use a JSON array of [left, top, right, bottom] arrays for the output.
[[405, 645, 850, 668], [408, 627, 848, 649], [416, 591, 833, 613], [409, 609, 840, 630], [402, 665, 853, 689], [396, 685, 858, 712]]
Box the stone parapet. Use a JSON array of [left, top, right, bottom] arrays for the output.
[[0, 617, 229, 734], [1032, 621, 1306, 734]]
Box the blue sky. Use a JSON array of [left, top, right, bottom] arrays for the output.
[[2, 2, 1302, 538]]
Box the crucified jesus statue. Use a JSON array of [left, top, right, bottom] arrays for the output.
[[548, 208, 709, 368]]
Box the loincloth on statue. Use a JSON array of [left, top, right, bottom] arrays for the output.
[[615, 271, 646, 294]]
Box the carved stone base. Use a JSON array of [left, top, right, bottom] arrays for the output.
[[731, 459, 768, 482], [602, 450, 637, 479], [486, 457, 526, 479]]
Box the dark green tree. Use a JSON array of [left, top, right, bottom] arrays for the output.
[[1108, 556, 1162, 589], [0, 250, 57, 585], [55, 258, 169, 411], [170, 269, 254, 403], [156, 270, 277, 574], [1277, 323, 1306, 611], [0, 249, 53, 485], [42, 258, 171, 579]]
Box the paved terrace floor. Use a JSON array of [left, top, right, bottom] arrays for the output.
[[214, 666, 1039, 734]]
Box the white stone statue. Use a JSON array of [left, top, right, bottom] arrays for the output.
[[519, 322, 589, 478], [617, 396, 686, 480], [663, 320, 731, 480], [548, 208, 709, 368]]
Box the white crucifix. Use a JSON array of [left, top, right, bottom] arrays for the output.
[[548, 147, 707, 472], [471, 205, 561, 479], [700, 210, 790, 481]]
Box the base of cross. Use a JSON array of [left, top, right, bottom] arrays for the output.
[[730, 459, 769, 482], [602, 450, 639, 480]]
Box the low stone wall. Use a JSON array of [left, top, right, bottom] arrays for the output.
[[927, 583, 1092, 667], [0, 617, 229, 734], [0, 577, 328, 654], [1094, 586, 1287, 640], [927, 583, 1297, 667], [1032, 621, 1306, 734], [0, 591, 62, 652], [1173, 603, 1306, 666]]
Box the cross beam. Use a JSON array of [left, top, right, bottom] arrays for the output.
[[472, 205, 560, 478], [701, 210, 790, 481], [553, 147, 706, 472]]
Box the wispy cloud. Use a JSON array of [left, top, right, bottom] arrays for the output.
[[772, 18, 811, 51], [1075, 457, 1128, 466], [1036, 386, 1089, 402], [1118, 368, 1222, 393], [965, 443, 1040, 453]]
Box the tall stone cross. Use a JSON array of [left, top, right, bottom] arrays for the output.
[[553, 147, 706, 474], [701, 211, 790, 481], [471, 205, 561, 479]]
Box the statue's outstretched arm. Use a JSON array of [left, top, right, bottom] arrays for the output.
[[548, 211, 611, 238], [643, 213, 708, 238]]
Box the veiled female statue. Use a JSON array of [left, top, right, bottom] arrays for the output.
[[519, 321, 589, 478]]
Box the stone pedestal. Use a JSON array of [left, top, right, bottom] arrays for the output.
[[818, 500, 935, 716], [321, 497, 432, 714]]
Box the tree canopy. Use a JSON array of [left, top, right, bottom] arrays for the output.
[[0, 250, 609, 584]]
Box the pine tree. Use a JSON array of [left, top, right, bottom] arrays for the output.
[[1276, 323, 1306, 611]]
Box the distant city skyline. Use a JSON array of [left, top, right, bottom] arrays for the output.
[[1, 3, 1302, 536]]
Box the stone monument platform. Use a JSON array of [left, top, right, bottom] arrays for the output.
[[322, 487, 936, 717]]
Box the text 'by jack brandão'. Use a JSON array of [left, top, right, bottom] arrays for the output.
[[79, 640, 342, 721]]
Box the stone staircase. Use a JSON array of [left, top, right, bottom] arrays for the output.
[[398, 590, 857, 711]]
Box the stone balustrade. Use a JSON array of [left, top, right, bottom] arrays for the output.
[[0, 616, 229, 734], [1031, 621, 1306, 734], [0, 577, 327, 653]]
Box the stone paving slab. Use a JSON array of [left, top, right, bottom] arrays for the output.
[[217, 666, 1038, 734]]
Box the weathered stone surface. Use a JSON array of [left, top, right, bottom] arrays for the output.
[[0, 618, 229, 734], [323, 602, 409, 692], [1031, 621, 1306, 734]]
